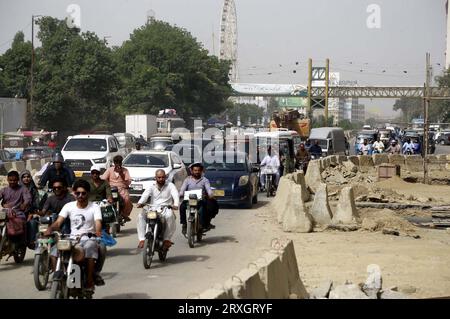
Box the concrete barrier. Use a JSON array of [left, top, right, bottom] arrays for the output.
[[272, 177, 294, 224], [337, 155, 347, 164], [282, 184, 314, 233], [320, 158, 329, 170], [255, 252, 290, 299], [389, 154, 405, 166], [358, 155, 374, 167], [372, 154, 389, 166], [405, 155, 423, 172], [15, 161, 25, 172], [274, 239, 309, 298], [196, 286, 231, 299], [292, 171, 310, 202], [347, 155, 359, 166], [305, 160, 324, 194], [30, 159, 41, 170], [447, 154, 450, 170], [310, 183, 333, 225], [229, 267, 268, 299], [329, 155, 338, 166], [332, 186, 359, 225], [3, 162, 15, 173]]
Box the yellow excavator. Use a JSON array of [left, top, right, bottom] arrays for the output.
[[269, 109, 310, 139]]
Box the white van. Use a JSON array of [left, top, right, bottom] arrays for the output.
[[61, 134, 127, 177], [309, 127, 347, 156]]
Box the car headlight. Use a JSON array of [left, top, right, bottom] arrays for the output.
[[239, 175, 249, 186], [93, 157, 107, 163]]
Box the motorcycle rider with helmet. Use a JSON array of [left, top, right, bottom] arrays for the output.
[[39, 154, 75, 191]]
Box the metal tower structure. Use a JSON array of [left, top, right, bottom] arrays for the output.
[[220, 0, 238, 82]]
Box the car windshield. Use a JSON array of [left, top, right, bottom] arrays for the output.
[[123, 154, 169, 167], [63, 139, 107, 152], [149, 140, 172, 150], [204, 155, 247, 171]]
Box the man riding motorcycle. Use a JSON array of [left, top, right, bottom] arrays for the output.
[[88, 166, 113, 204], [179, 163, 217, 236], [402, 138, 415, 155], [295, 143, 310, 174], [359, 139, 372, 155], [45, 179, 102, 292], [385, 140, 401, 154], [100, 155, 133, 222], [259, 146, 281, 191], [372, 137, 385, 154], [136, 169, 179, 249], [309, 140, 323, 158], [39, 154, 75, 191]]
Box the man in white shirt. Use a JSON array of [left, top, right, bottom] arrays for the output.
[[372, 137, 385, 153], [46, 179, 102, 291], [359, 139, 372, 155], [136, 169, 179, 250], [259, 146, 281, 190]]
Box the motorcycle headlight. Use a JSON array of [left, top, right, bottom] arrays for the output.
[[147, 211, 157, 220], [0, 211, 6, 221], [189, 199, 198, 207], [239, 175, 249, 186], [93, 157, 107, 163], [56, 239, 72, 251], [38, 225, 48, 233]]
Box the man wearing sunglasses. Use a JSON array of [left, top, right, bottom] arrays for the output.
[[40, 178, 75, 235], [46, 179, 102, 292]]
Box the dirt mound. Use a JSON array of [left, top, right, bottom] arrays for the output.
[[360, 208, 416, 234]]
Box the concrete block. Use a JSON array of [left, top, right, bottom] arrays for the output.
[[231, 267, 267, 299], [358, 155, 374, 167], [223, 278, 245, 299], [198, 287, 230, 299], [3, 162, 15, 173], [329, 284, 369, 299], [342, 160, 358, 173], [320, 158, 329, 170], [15, 161, 25, 172], [25, 160, 32, 172], [256, 252, 290, 299], [362, 264, 382, 299], [405, 155, 423, 172], [372, 153, 389, 166], [40, 158, 47, 167], [310, 183, 333, 225], [305, 160, 324, 194], [332, 186, 359, 225], [380, 290, 411, 299], [337, 155, 347, 164], [347, 155, 359, 166], [329, 155, 338, 166], [274, 240, 309, 299], [310, 280, 333, 299], [272, 177, 294, 224], [447, 154, 450, 170], [389, 154, 405, 166], [292, 172, 310, 202], [282, 184, 314, 233], [30, 159, 41, 170]]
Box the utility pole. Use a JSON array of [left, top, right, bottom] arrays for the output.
[[423, 53, 431, 184], [325, 58, 330, 126], [30, 15, 41, 130], [307, 58, 312, 119]]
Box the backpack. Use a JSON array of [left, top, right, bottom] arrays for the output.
[[6, 209, 26, 237]]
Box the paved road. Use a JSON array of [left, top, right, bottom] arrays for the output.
[[0, 198, 273, 299]]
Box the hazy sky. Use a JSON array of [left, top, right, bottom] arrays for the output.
[[0, 0, 447, 117]]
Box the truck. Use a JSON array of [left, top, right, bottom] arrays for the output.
[[309, 127, 348, 156], [125, 114, 157, 141]]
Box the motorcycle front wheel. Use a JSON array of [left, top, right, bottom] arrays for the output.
[[187, 220, 195, 248], [50, 279, 68, 299], [34, 249, 49, 290], [143, 238, 154, 269]]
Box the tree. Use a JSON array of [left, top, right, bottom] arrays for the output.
[[392, 97, 422, 124], [114, 20, 231, 121], [432, 70, 450, 123], [225, 103, 264, 124], [33, 17, 119, 132], [0, 31, 32, 98]]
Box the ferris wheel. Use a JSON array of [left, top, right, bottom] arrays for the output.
[[220, 0, 238, 82]]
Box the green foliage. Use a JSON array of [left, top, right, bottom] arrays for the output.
[[392, 97, 422, 124], [432, 70, 450, 123], [312, 115, 334, 128], [114, 20, 231, 121], [0, 31, 32, 98], [225, 103, 264, 124]]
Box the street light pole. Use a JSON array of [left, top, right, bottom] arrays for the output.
[[30, 15, 42, 129]]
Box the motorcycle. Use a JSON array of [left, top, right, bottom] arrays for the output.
[[185, 189, 205, 248], [0, 208, 27, 264], [110, 187, 124, 237], [33, 215, 54, 291], [261, 165, 277, 197], [295, 159, 309, 174], [50, 232, 101, 299], [142, 205, 171, 269]]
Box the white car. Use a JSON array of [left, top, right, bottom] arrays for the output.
[[61, 134, 126, 178], [122, 150, 187, 200]]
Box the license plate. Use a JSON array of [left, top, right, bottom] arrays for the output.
[[213, 189, 225, 197], [75, 171, 84, 177], [132, 184, 143, 191]]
